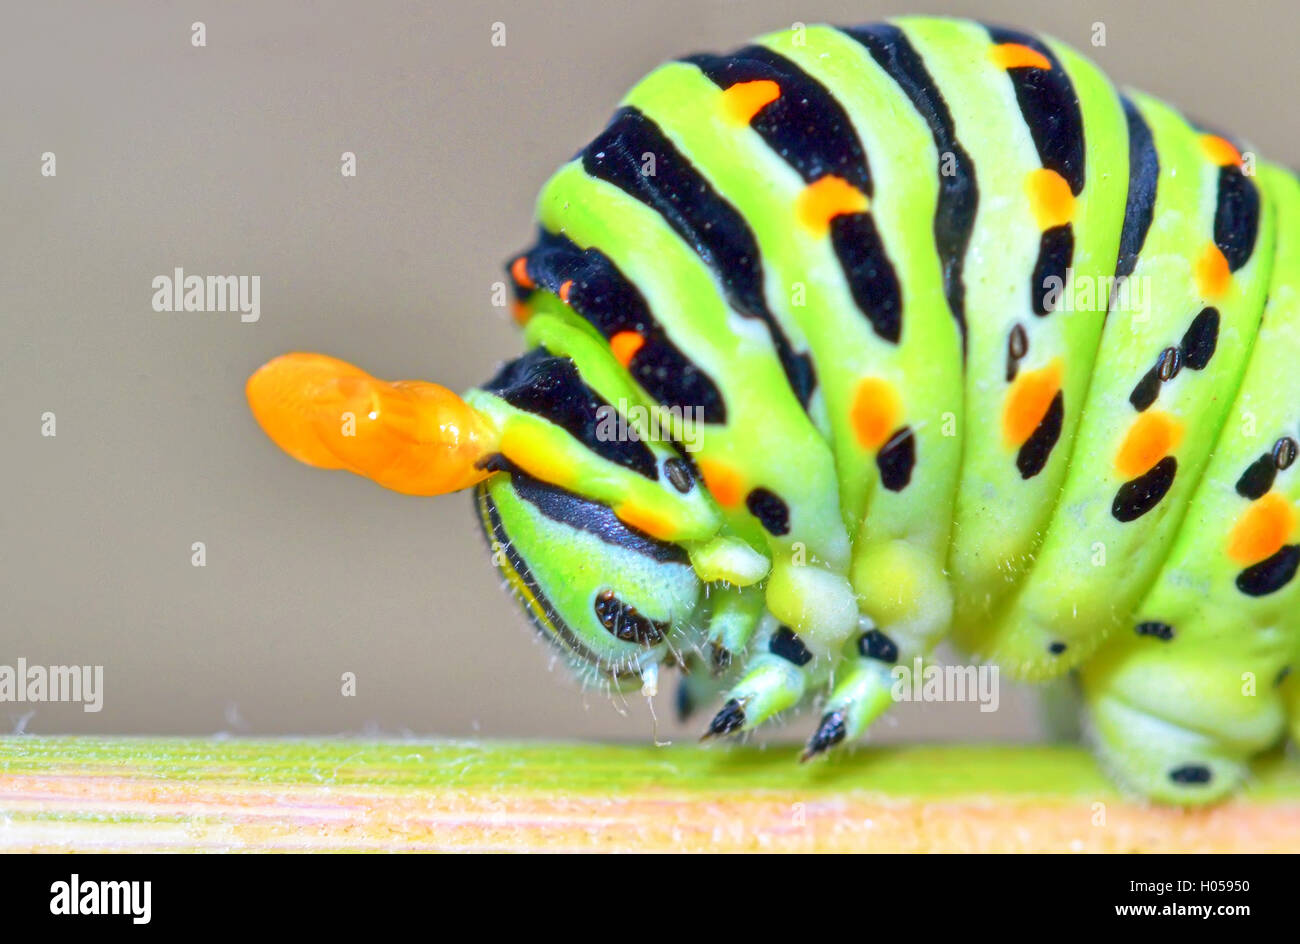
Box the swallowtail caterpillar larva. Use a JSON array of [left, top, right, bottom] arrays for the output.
[[248, 18, 1300, 804]]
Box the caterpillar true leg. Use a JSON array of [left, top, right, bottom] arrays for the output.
[[701, 616, 824, 738], [803, 625, 900, 760]]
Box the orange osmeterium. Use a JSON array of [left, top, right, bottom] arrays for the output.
[[1003, 360, 1063, 447], [1116, 411, 1184, 478], [1228, 492, 1296, 565], [246, 352, 498, 496]]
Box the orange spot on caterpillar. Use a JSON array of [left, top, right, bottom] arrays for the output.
[[1115, 411, 1184, 479], [721, 79, 780, 124], [697, 459, 744, 508], [510, 300, 531, 325], [850, 377, 902, 451], [510, 256, 535, 290], [558, 280, 574, 303], [609, 330, 645, 367], [1200, 134, 1244, 168], [796, 176, 869, 235], [1002, 359, 1063, 447], [990, 42, 1052, 71], [500, 423, 574, 490], [1228, 492, 1295, 565], [615, 502, 677, 541], [1197, 244, 1231, 297], [1025, 168, 1076, 230]]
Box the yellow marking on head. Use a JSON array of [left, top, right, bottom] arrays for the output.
[[615, 502, 678, 541], [609, 330, 645, 367], [246, 352, 497, 496], [1025, 168, 1075, 230], [499, 422, 575, 490], [1197, 243, 1231, 297], [796, 176, 869, 235], [990, 42, 1052, 71], [1002, 359, 1063, 447], [1115, 411, 1184, 478], [721, 79, 781, 124], [697, 459, 744, 508], [850, 377, 902, 451], [510, 256, 535, 290], [1228, 492, 1295, 565], [1201, 134, 1244, 168]]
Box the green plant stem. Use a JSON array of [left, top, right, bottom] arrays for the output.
[[2, 737, 1298, 851]]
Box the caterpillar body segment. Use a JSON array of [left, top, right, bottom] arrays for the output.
[[969, 91, 1276, 677], [246, 17, 1300, 803], [903, 19, 1129, 659], [1082, 163, 1300, 802]]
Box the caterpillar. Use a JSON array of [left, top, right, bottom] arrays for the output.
[[246, 17, 1300, 804]]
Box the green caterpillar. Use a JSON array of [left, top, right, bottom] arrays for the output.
[[247, 17, 1300, 804]]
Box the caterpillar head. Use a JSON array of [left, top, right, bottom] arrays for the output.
[[476, 469, 701, 688], [246, 351, 703, 690]]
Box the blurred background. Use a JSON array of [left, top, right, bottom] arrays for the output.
[[3, 0, 1295, 742]]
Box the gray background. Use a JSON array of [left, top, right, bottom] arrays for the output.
[[3, 0, 1295, 742]]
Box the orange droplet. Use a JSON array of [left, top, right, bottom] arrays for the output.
[[510, 256, 535, 290], [990, 42, 1052, 71], [559, 279, 574, 303], [1200, 134, 1243, 168], [1003, 359, 1063, 446], [245, 352, 497, 496], [615, 502, 678, 540], [1025, 168, 1076, 230], [1115, 411, 1184, 478], [851, 377, 902, 451], [609, 330, 645, 367], [721, 79, 780, 124], [1196, 244, 1231, 297], [698, 459, 744, 508], [796, 176, 870, 235], [1228, 492, 1295, 564]]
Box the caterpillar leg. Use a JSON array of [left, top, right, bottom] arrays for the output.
[[803, 627, 899, 759], [701, 617, 826, 738], [677, 583, 764, 721], [1081, 635, 1288, 803]]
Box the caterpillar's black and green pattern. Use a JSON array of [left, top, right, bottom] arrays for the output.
[[248, 18, 1300, 804]]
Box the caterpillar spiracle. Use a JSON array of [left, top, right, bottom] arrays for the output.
[[246, 17, 1300, 804]]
